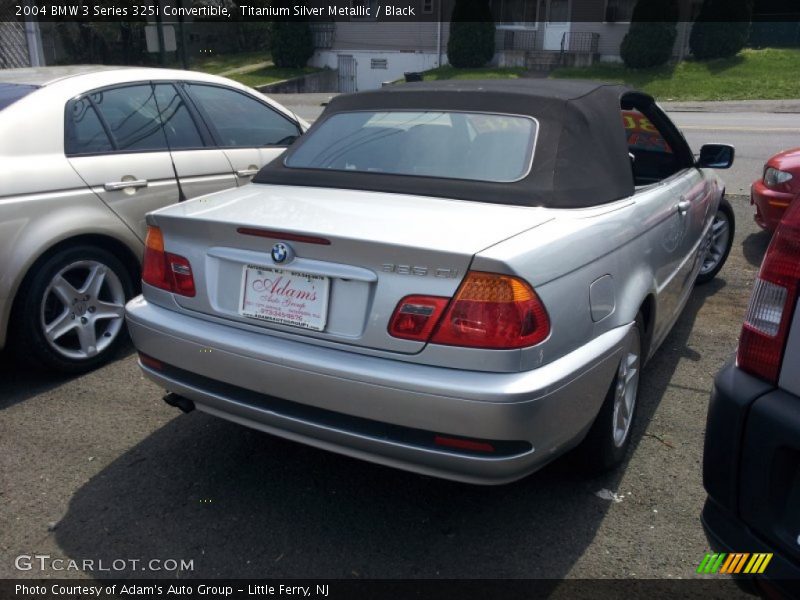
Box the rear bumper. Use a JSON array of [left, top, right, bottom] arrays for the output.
[[702, 362, 800, 597], [751, 180, 794, 232], [125, 296, 627, 484]]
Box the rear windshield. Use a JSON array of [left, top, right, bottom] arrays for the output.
[[285, 111, 537, 183], [0, 83, 38, 111]]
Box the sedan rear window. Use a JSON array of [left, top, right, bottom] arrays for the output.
[[285, 111, 537, 183], [0, 83, 38, 110]]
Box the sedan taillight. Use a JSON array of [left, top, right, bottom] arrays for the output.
[[737, 201, 800, 383], [388, 271, 550, 349], [142, 226, 196, 297]]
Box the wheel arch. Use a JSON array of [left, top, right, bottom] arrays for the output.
[[2, 233, 142, 349]]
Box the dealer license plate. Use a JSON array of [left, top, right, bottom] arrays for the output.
[[239, 264, 329, 331]]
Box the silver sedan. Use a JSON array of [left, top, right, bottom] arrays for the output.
[[0, 66, 306, 373], [126, 80, 734, 484]]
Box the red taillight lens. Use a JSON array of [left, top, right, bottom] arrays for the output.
[[168, 254, 196, 297], [737, 202, 800, 383], [388, 295, 449, 341], [142, 226, 169, 291], [141, 226, 196, 297], [431, 271, 550, 349]]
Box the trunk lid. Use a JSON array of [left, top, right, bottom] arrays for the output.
[[150, 184, 554, 353]]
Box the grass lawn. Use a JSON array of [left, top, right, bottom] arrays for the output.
[[225, 66, 322, 88], [190, 51, 270, 75], [421, 66, 529, 81], [550, 48, 800, 101]]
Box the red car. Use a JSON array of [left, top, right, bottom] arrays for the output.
[[751, 147, 800, 232]]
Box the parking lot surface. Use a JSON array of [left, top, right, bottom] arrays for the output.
[[0, 196, 766, 586]]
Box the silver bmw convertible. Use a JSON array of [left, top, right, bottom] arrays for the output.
[[126, 80, 734, 484]]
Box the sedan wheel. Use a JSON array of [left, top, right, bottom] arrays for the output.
[[12, 245, 134, 373], [577, 315, 644, 472], [697, 198, 735, 284], [40, 260, 126, 360], [612, 326, 641, 448]]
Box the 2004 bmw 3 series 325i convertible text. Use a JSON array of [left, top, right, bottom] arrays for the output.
[[126, 80, 735, 484]]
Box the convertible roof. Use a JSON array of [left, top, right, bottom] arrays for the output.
[[254, 79, 653, 209]]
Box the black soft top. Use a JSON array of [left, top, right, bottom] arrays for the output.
[[254, 79, 653, 209]]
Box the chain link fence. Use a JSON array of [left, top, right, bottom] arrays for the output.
[[0, 0, 32, 68]]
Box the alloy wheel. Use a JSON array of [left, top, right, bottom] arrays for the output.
[[39, 260, 126, 360]]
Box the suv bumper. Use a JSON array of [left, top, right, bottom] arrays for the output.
[[702, 361, 800, 598], [126, 296, 627, 484]]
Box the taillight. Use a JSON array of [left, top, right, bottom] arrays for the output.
[[433, 271, 549, 349], [388, 295, 449, 341], [142, 226, 196, 297], [737, 201, 800, 383]]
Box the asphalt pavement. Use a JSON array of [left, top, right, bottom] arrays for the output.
[[0, 195, 766, 588]]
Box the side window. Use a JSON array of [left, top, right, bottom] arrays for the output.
[[66, 98, 113, 155], [92, 85, 168, 152], [622, 106, 682, 186], [153, 83, 204, 150], [185, 84, 300, 148]]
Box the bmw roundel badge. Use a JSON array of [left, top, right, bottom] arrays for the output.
[[271, 242, 292, 264]]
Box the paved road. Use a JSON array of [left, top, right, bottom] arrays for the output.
[[671, 112, 800, 195], [0, 195, 765, 590]]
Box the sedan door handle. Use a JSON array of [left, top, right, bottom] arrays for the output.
[[236, 169, 259, 177], [677, 199, 691, 215], [104, 179, 148, 191]]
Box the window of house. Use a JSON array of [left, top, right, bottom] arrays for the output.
[[371, 58, 388, 69], [605, 0, 636, 22]]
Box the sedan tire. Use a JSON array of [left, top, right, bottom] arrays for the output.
[[696, 197, 735, 285], [12, 245, 134, 374], [578, 314, 643, 472]]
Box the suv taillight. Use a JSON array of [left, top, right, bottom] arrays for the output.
[[737, 201, 800, 383], [387, 271, 550, 349], [142, 226, 196, 297]]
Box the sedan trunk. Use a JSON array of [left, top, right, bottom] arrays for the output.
[[148, 184, 554, 353]]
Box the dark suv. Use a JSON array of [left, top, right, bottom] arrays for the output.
[[702, 199, 800, 598]]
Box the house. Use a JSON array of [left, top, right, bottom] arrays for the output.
[[309, 0, 704, 91]]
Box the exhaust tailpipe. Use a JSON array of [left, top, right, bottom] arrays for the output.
[[163, 392, 195, 414]]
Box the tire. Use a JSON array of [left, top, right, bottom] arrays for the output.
[[696, 196, 735, 285], [578, 315, 643, 473], [11, 245, 135, 374]]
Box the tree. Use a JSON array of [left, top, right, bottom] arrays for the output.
[[447, 0, 495, 68], [690, 0, 753, 60], [619, 0, 679, 69], [270, 0, 313, 68]]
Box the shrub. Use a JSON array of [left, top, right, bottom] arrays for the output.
[[620, 0, 678, 69], [447, 0, 496, 68], [690, 0, 753, 60], [270, 16, 313, 68]]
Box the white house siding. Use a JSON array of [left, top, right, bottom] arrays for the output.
[[311, 49, 445, 90], [329, 21, 449, 52], [311, 21, 452, 91]]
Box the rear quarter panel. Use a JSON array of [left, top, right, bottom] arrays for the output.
[[472, 169, 717, 372]]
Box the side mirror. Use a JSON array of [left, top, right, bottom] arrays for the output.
[[697, 144, 735, 169]]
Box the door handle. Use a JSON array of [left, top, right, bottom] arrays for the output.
[[236, 169, 259, 177], [104, 179, 148, 191], [677, 199, 691, 215]]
